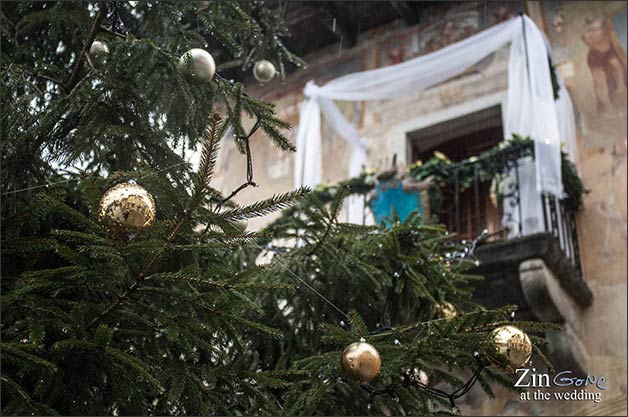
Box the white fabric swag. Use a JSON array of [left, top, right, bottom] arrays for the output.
[[293, 14, 578, 225]]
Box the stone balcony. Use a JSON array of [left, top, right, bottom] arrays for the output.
[[471, 232, 593, 374]]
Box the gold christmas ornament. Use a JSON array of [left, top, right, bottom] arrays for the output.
[[340, 341, 381, 383], [253, 60, 276, 83], [198, 1, 210, 10], [89, 40, 109, 67], [178, 48, 216, 83], [99, 182, 156, 236], [487, 325, 533, 372]]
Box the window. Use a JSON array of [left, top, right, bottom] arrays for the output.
[[408, 106, 504, 240]]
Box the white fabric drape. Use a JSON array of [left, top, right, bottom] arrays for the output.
[[294, 14, 576, 224], [501, 157, 572, 258]]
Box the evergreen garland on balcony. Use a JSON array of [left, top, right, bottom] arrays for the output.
[[267, 135, 586, 234]]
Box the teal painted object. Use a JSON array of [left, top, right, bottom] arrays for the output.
[[370, 179, 424, 227]]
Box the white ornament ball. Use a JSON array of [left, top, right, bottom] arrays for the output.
[[253, 60, 276, 83], [178, 48, 216, 83], [89, 40, 109, 67]]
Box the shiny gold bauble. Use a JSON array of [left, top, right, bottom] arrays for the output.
[[253, 59, 276, 83], [487, 325, 533, 372], [99, 182, 156, 236], [178, 48, 216, 83], [340, 341, 381, 383]]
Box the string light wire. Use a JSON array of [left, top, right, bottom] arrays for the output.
[[1, 160, 190, 196], [226, 222, 507, 334]]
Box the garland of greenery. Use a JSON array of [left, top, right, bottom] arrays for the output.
[[406, 135, 585, 213], [266, 136, 585, 233]]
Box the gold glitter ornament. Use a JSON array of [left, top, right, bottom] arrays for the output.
[[486, 325, 533, 372], [99, 181, 156, 236], [340, 341, 381, 383]]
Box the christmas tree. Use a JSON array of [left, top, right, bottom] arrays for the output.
[[2, 2, 552, 415]]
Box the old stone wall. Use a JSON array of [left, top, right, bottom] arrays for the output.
[[527, 2, 627, 415], [212, 1, 627, 414]]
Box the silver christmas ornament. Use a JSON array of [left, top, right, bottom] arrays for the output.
[[253, 60, 276, 83], [178, 48, 216, 83], [89, 40, 109, 67]]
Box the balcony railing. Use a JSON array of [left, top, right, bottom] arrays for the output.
[[435, 141, 583, 276], [270, 139, 585, 277]]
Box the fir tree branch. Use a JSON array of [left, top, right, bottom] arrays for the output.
[[86, 114, 232, 328], [305, 217, 334, 257], [190, 114, 223, 209], [4, 65, 67, 91], [216, 58, 243, 71], [202, 119, 260, 234], [65, 1, 108, 91], [98, 24, 127, 39], [218, 188, 310, 221], [85, 207, 193, 329], [0, 374, 34, 406]]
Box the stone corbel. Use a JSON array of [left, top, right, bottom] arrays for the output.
[[519, 258, 590, 374]]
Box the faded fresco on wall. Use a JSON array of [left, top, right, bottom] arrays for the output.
[[420, 10, 479, 54], [377, 30, 420, 67], [377, 2, 521, 68], [543, 1, 627, 146]]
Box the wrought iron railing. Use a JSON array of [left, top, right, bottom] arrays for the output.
[[268, 140, 584, 276], [541, 194, 582, 276], [439, 141, 582, 276]]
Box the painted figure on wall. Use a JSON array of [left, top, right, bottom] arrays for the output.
[[387, 45, 407, 65], [492, 5, 516, 23], [581, 14, 627, 113], [423, 18, 477, 53]]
